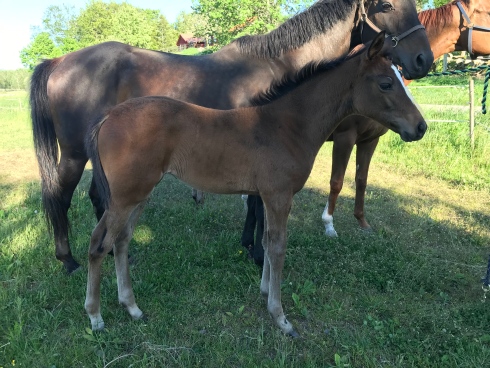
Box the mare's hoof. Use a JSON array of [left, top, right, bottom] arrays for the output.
[[243, 244, 264, 268], [359, 226, 373, 233], [325, 228, 338, 238], [65, 259, 81, 275], [287, 329, 300, 338]]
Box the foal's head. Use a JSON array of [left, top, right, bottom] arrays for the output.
[[352, 32, 426, 142]]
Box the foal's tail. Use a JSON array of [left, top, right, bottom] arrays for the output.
[[86, 117, 111, 211], [29, 58, 64, 234]]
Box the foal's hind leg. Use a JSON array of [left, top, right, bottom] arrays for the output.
[[85, 206, 137, 330], [353, 138, 380, 231], [114, 203, 146, 321]]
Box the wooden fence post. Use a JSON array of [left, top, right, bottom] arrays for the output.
[[469, 78, 475, 150]]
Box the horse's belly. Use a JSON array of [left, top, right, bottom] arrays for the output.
[[168, 166, 256, 195]]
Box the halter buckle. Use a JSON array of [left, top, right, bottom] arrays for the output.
[[391, 36, 399, 48]]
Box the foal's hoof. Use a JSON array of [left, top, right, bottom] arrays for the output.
[[287, 329, 300, 339], [90, 318, 105, 332]]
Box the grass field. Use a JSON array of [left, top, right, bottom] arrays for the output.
[[1, 75, 490, 367]]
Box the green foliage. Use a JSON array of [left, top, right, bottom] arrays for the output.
[[192, 0, 313, 46], [20, 32, 62, 70], [19, 1, 181, 69], [174, 11, 207, 35], [0, 70, 30, 90], [41, 4, 77, 46]]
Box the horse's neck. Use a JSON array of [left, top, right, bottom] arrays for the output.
[[268, 67, 355, 152], [277, 16, 356, 71], [420, 3, 462, 59], [223, 9, 357, 74]]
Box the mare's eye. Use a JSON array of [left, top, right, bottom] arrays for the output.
[[379, 83, 392, 90], [382, 2, 394, 11]]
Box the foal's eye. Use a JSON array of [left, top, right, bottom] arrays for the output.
[[379, 82, 393, 90], [382, 2, 394, 11]]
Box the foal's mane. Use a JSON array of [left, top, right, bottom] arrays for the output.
[[251, 45, 366, 106], [235, 0, 359, 58], [418, 0, 470, 30]]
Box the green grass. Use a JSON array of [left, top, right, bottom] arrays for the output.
[[176, 47, 207, 56], [1, 84, 490, 367]]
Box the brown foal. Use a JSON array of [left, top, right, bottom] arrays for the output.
[[84, 34, 426, 336]]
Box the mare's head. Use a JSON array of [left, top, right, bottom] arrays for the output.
[[360, 0, 434, 79], [351, 32, 426, 142]]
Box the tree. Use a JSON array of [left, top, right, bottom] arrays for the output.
[[20, 32, 62, 70], [72, 1, 176, 50], [174, 11, 207, 34], [155, 15, 180, 52], [42, 5, 77, 45], [192, 0, 316, 46]]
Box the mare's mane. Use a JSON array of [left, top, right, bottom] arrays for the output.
[[235, 0, 359, 58], [251, 45, 367, 106], [418, 0, 470, 30]]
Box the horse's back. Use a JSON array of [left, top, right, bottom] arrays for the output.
[[46, 42, 210, 150]]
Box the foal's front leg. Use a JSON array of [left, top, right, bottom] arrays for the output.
[[261, 193, 297, 337], [323, 132, 356, 237], [353, 138, 380, 231]]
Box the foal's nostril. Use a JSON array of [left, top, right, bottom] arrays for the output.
[[417, 121, 427, 135]]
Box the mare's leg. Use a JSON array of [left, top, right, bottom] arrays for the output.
[[322, 134, 355, 237], [114, 203, 146, 321], [54, 153, 88, 273], [261, 193, 296, 336], [241, 195, 257, 253], [89, 178, 105, 221], [353, 138, 380, 230], [241, 195, 265, 266], [191, 188, 205, 205], [252, 196, 265, 267], [84, 206, 135, 331]]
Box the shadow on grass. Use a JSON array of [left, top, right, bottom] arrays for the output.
[[1, 167, 489, 284]]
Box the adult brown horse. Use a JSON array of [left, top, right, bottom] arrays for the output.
[[84, 33, 426, 335], [322, 0, 490, 237], [31, 0, 433, 274]]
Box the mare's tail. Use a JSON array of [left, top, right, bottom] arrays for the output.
[[86, 117, 111, 211], [30, 58, 65, 234]]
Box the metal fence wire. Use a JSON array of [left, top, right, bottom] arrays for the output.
[[425, 64, 490, 115]]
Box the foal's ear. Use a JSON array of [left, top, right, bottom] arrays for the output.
[[367, 31, 386, 60]]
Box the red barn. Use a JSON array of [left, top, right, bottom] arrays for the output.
[[176, 33, 206, 51]]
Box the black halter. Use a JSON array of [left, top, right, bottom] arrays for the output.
[[456, 1, 490, 56], [359, 0, 426, 47]]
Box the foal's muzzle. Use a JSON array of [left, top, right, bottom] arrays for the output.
[[401, 121, 427, 142]]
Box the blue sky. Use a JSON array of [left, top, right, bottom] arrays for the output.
[[0, 0, 193, 70]]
